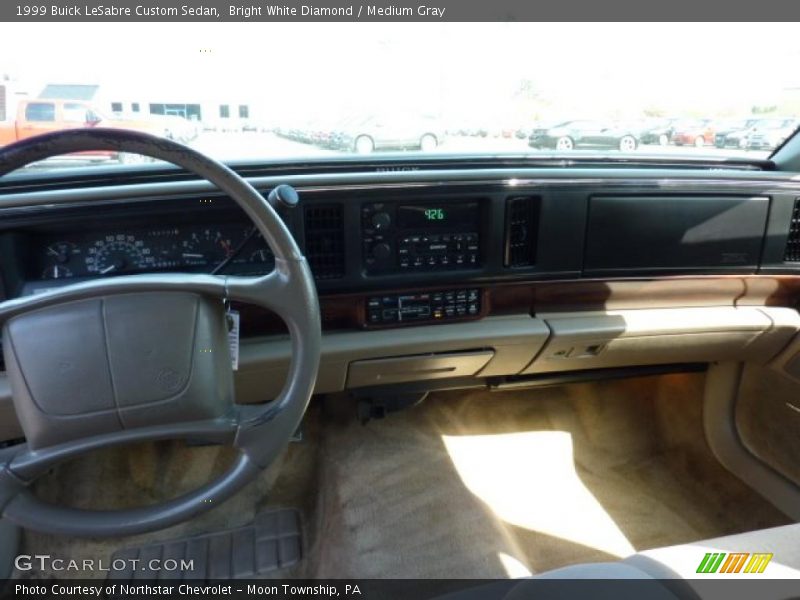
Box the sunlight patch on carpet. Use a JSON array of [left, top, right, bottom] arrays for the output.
[[442, 431, 636, 558]]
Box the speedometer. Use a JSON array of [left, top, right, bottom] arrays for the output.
[[85, 235, 152, 275]]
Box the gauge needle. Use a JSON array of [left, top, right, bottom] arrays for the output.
[[182, 253, 204, 259], [100, 265, 116, 274]]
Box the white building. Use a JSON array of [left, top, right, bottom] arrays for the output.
[[36, 81, 264, 131]]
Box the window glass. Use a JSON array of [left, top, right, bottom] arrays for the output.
[[24, 102, 55, 122]]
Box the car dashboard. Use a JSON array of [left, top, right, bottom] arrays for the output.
[[3, 158, 800, 438]]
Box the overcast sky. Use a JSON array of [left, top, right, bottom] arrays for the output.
[[2, 23, 798, 121]]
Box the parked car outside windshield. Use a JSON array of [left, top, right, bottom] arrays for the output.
[[528, 120, 639, 152]]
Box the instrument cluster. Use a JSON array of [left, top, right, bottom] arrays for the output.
[[35, 222, 274, 281]]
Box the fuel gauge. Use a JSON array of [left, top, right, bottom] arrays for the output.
[[45, 241, 80, 264], [42, 241, 80, 280]]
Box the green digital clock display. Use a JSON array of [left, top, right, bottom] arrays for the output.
[[397, 202, 477, 229]]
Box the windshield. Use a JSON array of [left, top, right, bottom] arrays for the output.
[[3, 22, 800, 172]]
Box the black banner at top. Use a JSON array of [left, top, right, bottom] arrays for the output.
[[2, 0, 800, 21]]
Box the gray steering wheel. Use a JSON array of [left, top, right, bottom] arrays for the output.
[[0, 129, 321, 537]]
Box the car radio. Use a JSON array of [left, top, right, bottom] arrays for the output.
[[361, 200, 481, 274]]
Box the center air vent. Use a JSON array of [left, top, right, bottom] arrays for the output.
[[504, 196, 540, 268], [304, 203, 345, 279], [784, 198, 800, 262]]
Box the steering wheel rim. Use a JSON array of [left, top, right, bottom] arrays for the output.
[[0, 128, 321, 537]]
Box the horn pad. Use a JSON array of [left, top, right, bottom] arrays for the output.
[[2, 292, 234, 450]]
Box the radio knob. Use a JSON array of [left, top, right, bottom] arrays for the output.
[[372, 242, 392, 259], [371, 212, 391, 230]]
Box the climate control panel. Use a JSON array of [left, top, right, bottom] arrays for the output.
[[366, 288, 482, 327]]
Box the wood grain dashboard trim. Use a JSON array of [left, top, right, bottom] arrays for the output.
[[234, 275, 800, 337]]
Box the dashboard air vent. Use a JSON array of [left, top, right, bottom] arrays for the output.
[[785, 198, 800, 262], [504, 196, 541, 268], [304, 203, 345, 279]]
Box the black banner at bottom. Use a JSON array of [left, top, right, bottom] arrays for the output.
[[3, 579, 800, 600]]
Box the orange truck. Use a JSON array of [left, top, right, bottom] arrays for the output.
[[0, 98, 166, 162]]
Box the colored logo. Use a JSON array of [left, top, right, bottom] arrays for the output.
[[696, 552, 773, 574]]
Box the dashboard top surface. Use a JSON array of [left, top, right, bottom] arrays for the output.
[[2, 161, 800, 318]]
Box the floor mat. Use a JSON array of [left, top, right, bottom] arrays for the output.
[[109, 508, 302, 581], [308, 373, 791, 578]]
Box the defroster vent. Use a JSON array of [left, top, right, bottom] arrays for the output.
[[785, 198, 800, 262], [304, 203, 345, 279], [504, 196, 541, 268]]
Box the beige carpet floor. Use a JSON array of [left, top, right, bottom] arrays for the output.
[[307, 372, 791, 577], [17, 372, 792, 579]]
